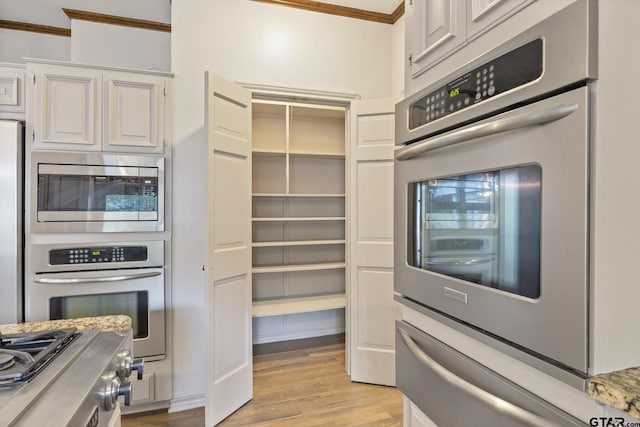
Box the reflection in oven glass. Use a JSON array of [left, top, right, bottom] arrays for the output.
[[49, 291, 148, 339], [409, 165, 541, 298]]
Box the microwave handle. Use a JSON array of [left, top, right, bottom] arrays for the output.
[[398, 329, 560, 427], [34, 271, 161, 285], [395, 103, 578, 161]]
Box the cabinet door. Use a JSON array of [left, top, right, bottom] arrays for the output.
[[466, 0, 535, 40], [409, 0, 466, 77], [103, 72, 165, 153], [0, 64, 26, 119], [30, 64, 101, 151]]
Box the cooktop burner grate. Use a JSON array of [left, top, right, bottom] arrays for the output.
[[0, 328, 79, 386]]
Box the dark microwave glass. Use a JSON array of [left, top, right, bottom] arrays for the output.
[[50, 291, 149, 339], [37, 174, 158, 213], [408, 165, 541, 298]]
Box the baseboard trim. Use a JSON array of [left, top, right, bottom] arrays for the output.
[[253, 332, 345, 355], [168, 395, 205, 414]]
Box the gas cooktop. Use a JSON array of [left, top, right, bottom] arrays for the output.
[[0, 328, 78, 386]]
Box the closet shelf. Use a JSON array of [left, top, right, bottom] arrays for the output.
[[289, 151, 345, 159], [252, 193, 345, 198], [252, 293, 346, 317], [252, 239, 345, 248], [252, 216, 345, 222], [252, 262, 345, 274]]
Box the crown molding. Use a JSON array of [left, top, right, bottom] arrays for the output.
[[252, 0, 405, 24], [62, 8, 171, 32], [0, 20, 71, 37]]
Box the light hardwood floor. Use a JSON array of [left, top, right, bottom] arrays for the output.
[[122, 343, 402, 426]]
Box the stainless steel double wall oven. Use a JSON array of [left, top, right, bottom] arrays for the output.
[[395, 0, 596, 391], [25, 151, 168, 360]]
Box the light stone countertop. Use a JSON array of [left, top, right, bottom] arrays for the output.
[[0, 315, 132, 334], [589, 367, 640, 419]]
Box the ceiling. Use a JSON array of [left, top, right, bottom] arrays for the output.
[[314, 0, 402, 14]]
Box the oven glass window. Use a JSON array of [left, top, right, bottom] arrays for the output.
[[409, 165, 541, 298], [38, 174, 158, 213], [50, 291, 149, 339]]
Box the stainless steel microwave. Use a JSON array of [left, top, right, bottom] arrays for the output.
[[28, 152, 165, 233]]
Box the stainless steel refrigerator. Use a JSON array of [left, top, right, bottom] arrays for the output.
[[0, 120, 23, 324]]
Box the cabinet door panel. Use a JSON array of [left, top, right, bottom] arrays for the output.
[[103, 72, 165, 153], [411, 0, 466, 77], [467, 0, 535, 40], [32, 64, 101, 151], [0, 64, 26, 118]]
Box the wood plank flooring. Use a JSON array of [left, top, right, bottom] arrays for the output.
[[122, 343, 402, 426]]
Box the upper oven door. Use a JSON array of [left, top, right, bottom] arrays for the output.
[[29, 151, 164, 234], [394, 86, 589, 374]]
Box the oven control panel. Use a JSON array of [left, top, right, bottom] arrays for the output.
[[409, 38, 543, 130], [49, 246, 148, 265]]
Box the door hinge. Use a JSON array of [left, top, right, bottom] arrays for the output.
[[163, 87, 167, 97], [409, 54, 413, 66], [32, 131, 35, 141], [32, 74, 36, 84]]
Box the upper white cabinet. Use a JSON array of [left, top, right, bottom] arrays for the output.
[[409, 0, 466, 77], [407, 0, 535, 77], [0, 63, 27, 119], [27, 60, 170, 153]]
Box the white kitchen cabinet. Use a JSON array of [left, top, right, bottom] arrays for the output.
[[27, 60, 169, 153], [407, 0, 535, 77], [251, 101, 346, 342], [0, 63, 27, 119], [409, 0, 466, 77], [466, 0, 534, 39]]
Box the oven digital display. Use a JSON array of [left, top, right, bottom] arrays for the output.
[[408, 38, 543, 130]]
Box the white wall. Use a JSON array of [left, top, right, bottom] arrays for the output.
[[70, 21, 170, 71], [171, 0, 395, 404], [0, 0, 170, 66]]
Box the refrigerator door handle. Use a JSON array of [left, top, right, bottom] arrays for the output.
[[398, 328, 560, 427]]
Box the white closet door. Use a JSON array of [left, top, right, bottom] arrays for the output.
[[349, 98, 396, 386], [204, 72, 252, 426]]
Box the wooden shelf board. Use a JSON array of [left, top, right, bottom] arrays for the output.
[[252, 293, 346, 317], [252, 149, 286, 156], [252, 216, 345, 222], [289, 151, 345, 159], [252, 262, 346, 274], [253, 239, 345, 248], [252, 193, 345, 198]]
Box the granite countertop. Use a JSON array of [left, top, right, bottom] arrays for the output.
[[0, 315, 132, 334], [589, 367, 640, 419]]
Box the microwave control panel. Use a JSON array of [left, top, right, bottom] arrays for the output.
[[409, 38, 543, 130], [49, 246, 148, 265]]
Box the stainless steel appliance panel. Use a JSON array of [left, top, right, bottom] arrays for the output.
[[395, 86, 589, 373], [28, 151, 164, 233], [27, 266, 165, 358], [396, 321, 586, 427], [0, 120, 23, 324], [396, 0, 596, 146]]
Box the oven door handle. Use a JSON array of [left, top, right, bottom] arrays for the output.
[[398, 329, 560, 427], [34, 271, 161, 285], [395, 103, 579, 161]]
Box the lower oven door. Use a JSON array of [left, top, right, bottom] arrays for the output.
[[396, 321, 586, 427], [27, 267, 165, 359], [394, 86, 589, 374]]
